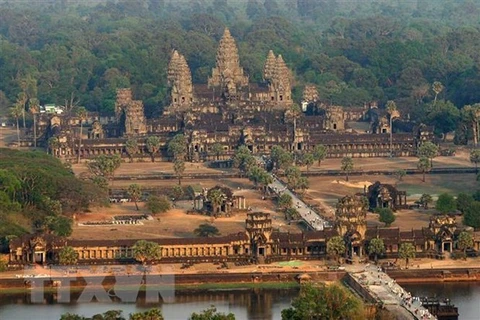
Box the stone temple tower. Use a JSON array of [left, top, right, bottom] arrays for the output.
[[263, 50, 276, 81], [115, 88, 147, 136], [167, 50, 193, 112], [264, 52, 292, 106], [208, 28, 248, 100], [335, 195, 368, 258], [245, 212, 273, 264]]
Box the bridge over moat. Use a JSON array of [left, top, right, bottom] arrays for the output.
[[345, 264, 436, 320]]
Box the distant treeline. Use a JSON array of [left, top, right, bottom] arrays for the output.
[[1, 0, 480, 120]]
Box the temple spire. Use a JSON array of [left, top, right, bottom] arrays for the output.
[[208, 28, 248, 98], [263, 50, 276, 81], [166, 50, 193, 110]]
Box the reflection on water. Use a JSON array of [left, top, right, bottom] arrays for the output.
[[0, 288, 299, 320], [402, 282, 480, 320], [3, 283, 479, 320]]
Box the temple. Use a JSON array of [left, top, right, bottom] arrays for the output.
[[22, 27, 434, 162], [9, 198, 480, 267]]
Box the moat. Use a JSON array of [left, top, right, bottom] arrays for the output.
[[0, 283, 479, 320]]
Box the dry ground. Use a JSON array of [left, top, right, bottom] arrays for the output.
[[71, 161, 229, 177], [0, 127, 18, 147], [72, 180, 301, 241], [71, 169, 475, 241], [304, 148, 473, 172]]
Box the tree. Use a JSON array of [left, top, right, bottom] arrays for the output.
[[173, 159, 185, 185], [432, 81, 444, 105], [211, 143, 224, 160], [0, 169, 21, 202], [146, 136, 161, 162], [125, 138, 139, 163], [170, 185, 184, 202], [281, 283, 364, 320], [435, 193, 457, 214], [417, 156, 431, 182], [232, 146, 256, 175], [270, 146, 293, 171], [463, 201, 480, 228], [207, 188, 225, 216], [29, 98, 40, 148], [398, 243, 415, 268], [419, 194, 433, 209], [189, 306, 235, 320], [45, 215, 73, 237], [461, 104, 480, 147], [132, 240, 161, 265], [386, 100, 398, 157], [278, 193, 293, 211], [167, 134, 187, 160], [368, 238, 385, 263], [248, 166, 268, 189], [285, 166, 302, 190], [327, 236, 346, 263], [426, 100, 460, 140], [129, 308, 163, 320], [145, 195, 170, 214], [417, 142, 439, 168], [457, 231, 473, 260], [194, 223, 220, 237], [76, 106, 87, 164], [87, 155, 121, 180], [302, 153, 315, 172], [285, 207, 300, 221], [313, 144, 327, 166], [48, 136, 60, 156], [376, 208, 395, 227], [15, 92, 27, 129], [10, 103, 23, 145], [470, 149, 480, 172], [456, 193, 474, 213], [59, 246, 78, 265], [127, 184, 142, 211], [340, 157, 354, 181], [59, 313, 87, 320], [393, 169, 406, 182]]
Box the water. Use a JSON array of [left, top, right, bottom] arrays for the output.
[[1, 283, 479, 320], [0, 288, 298, 320], [402, 282, 480, 320]]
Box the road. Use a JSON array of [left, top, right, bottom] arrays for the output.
[[268, 174, 328, 231]]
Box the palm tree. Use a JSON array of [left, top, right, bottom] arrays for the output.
[[48, 137, 60, 156], [470, 149, 480, 173], [386, 100, 398, 157], [10, 103, 23, 145], [432, 81, 444, 106], [146, 136, 161, 162], [398, 243, 415, 268], [207, 189, 224, 217], [341, 157, 354, 181], [125, 138, 139, 162], [368, 238, 385, 264], [127, 184, 142, 211], [462, 105, 480, 147], [211, 143, 224, 160], [28, 98, 40, 148], [417, 156, 431, 182], [76, 106, 87, 164], [16, 92, 27, 129]]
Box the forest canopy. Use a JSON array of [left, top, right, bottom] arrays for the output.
[[1, 0, 480, 122], [0, 149, 105, 249]]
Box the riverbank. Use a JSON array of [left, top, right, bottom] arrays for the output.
[[0, 270, 345, 291]]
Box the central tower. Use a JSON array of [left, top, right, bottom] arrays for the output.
[[208, 28, 249, 101]]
